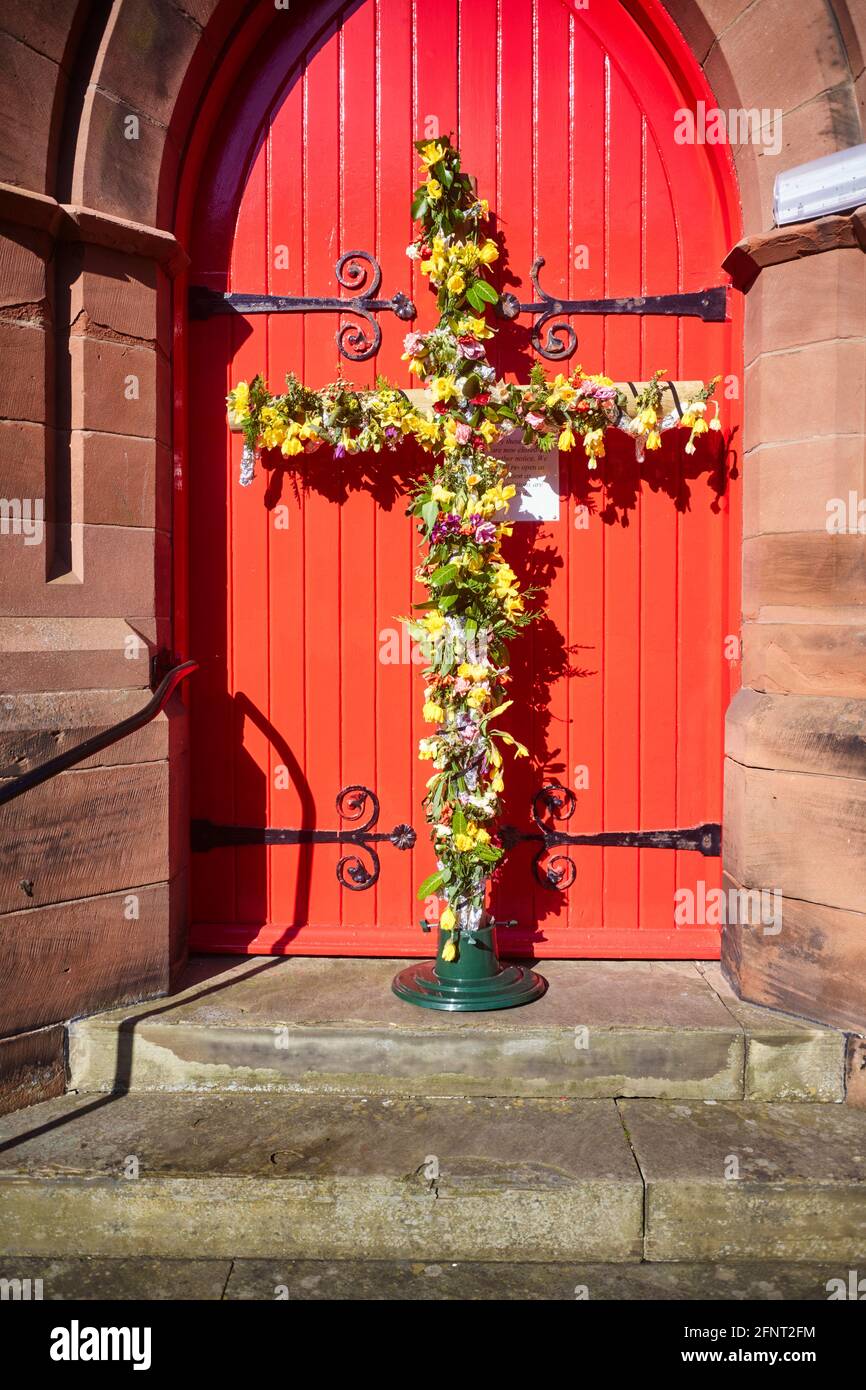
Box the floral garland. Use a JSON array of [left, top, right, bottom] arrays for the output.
[[228, 135, 721, 961]]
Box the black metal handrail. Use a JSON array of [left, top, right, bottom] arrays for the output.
[[0, 659, 198, 809]]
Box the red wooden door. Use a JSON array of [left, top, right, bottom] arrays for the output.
[[184, 0, 741, 959]]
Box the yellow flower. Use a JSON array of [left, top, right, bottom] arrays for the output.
[[478, 419, 498, 445], [558, 424, 576, 451], [431, 484, 454, 503], [431, 375, 459, 403], [475, 827, 491, 844], [426, 178, 443, 201], [453, 833, 474, 852], [230, 380, 249, 414], [478, 239, 499, 264], [424, 610, 447, 634], [422, 701, 445, 723], [646, 430, 662, 450], [638, 407, 657, 431], [441, 938, 458, 962], [583, 428, 606, 459], [546, 373, 576, 407], [466, 687, 488, 709], [420, 141, 446, 166], [446, 271, 465, 295], [440, 905, 456, 932], [491, 772, 504, 793]]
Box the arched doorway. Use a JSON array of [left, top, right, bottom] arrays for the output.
[[180, 0, 742, 958]]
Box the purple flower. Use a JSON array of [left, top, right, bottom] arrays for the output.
[[334, 444, 346, 459], [431, 512, 462, 544], [474, 520, 497, 544]]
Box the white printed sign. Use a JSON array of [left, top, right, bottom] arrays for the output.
[[493, 431, 561, 523]]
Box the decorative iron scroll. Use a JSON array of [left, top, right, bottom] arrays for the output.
[[497, 258, 728, 360], [500, 782, 721, 891], [188, 251, 417, 362], [191, 784, 416, 891]]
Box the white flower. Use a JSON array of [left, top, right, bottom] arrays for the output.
[[406, 243, 421, 260]]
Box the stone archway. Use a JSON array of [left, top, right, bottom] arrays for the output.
[[0, 0, 864, 1107]]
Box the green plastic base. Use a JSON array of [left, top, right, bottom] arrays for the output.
[[392, 957, 547, 1011], [392, 921, 547, 1012]]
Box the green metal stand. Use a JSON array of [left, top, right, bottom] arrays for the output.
[[392, 917, 547, 1012]]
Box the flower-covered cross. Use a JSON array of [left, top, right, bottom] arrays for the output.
[[228, 136, 720, 961]]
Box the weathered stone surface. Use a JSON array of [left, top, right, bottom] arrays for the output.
[[699, 963, 845, 1102], [743, 434, 866, 539], [722, 874, 866, 1035], [72, 86, 178, 230], [69, 334, 166, 441], [0, 881, 176, 1036], [67, 956, 844, 1103], [0, 1025, 65, 1116], [724, 760, 866, 913], [744, 249, 866, 367], [744, 339, 866, 456], [70, 244, 169, 352], [93, 0, 203, 128], [743, 533, 866, 611], [0, 618, 150, 693], [0, 1256, 231, 1300], [742, 614, 866, 697], [225, 1256, 850, 1301], [0, 760, 170, 913], [0, 318, 50, 423], [621, 1098, 866, 1261], [0, 31, 59, 194], [705, 0, 849, 120], [0, 690, 177, 777], [0, 1092, 643, 1262], [0, 1253, 845, 1300], [725, 688, 866, 780], [661, 0, 753, 67], [846, 1036, 866, 1110], [77, 430, 171, 531]]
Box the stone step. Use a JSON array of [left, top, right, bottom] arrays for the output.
[[1, 1255, 857, 1301], [68, 957, 846, 1102], [1, 1092, 866, 1263]]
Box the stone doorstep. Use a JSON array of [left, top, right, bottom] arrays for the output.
[[0, 1256, 855, 1302], [67, 957, 847, 1103], [1, 1093, 866, 1264]]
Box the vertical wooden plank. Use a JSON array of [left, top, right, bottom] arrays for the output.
[[267, 65, 308, 944], [565, 11, 606, 938], [228, 149, 271, 929], [490, 0, 536, 933], [601, 58, 642, 936], [188, 314, 235, 936], [302, 20, 344, 929], [527, 0, 572, 941], [338, 0, 380, 938], [638, 131, 679, 935], [375, 0, 418, 938]]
